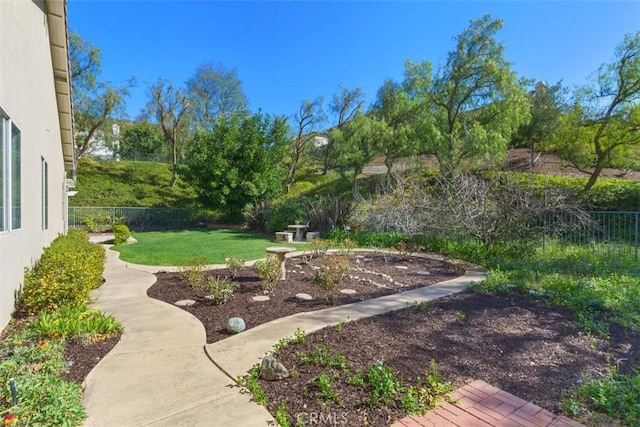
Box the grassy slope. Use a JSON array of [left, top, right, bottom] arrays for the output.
[[71, 158, 198, 207]]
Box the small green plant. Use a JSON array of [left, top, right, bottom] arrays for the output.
[[347, 372, 365, 387], [335, 321, 345, 332], [572, 367, 640, 426], [254, 255, 281, 293], [340, 238, 358, 255], [112, 224, 131, 245], [224, 255, 245, 278], [236, 364, 268, 406], [313, 255, 350, 304], [273, 401, 291, 427], [179, 257, 208, 290], [313, 372, 342, 405], [298, 345, 346, 370], [204, 277, 239, 305], [367, 360, 401, 405], [273, 328, 306, 352]]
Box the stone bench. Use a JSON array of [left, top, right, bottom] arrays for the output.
[[306, 231, 320, 242], [275, 231, 294, 243]]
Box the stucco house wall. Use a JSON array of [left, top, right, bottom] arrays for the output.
[[0, 0, 74, 329]]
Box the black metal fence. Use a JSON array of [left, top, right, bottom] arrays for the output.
[[68, 207, 208, 231]]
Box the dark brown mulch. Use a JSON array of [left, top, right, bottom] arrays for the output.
[[261, 291, 640, 427], [63, 333, 121, 383], [147, 252, 460, 344]]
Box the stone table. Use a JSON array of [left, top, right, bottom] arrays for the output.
[[287, 224, 308, 242], [265, 246, 296, 280]]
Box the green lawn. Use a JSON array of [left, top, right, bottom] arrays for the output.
[[111, 228, 306, 265]]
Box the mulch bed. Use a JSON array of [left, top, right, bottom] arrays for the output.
[[261, 291, 640, 427], [64, 334, 121, 384], [147, 251, 460, 344]]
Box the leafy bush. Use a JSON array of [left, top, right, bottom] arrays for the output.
[[112, 224, 131, 245], [254, 255, 281, 293], [204, 277, 239, 305], [26, 304, 121, 343], [179, 258, 208, 289], [224, 255, 245, 278], [314, 255, 350, 304], [306, 238, 331, 258], [265, 199, 308, 234], [19, 230, 105, 315]]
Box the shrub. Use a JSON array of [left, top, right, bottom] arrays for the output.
[[204, 277, 239, 305], [224, 255, 245, 278], [25, 304, 121, 343], [264, 199, 308, 233], [19, 230, 106, 315], [313, 255, 350, 304], [179, 257, 208, 290], [254, 255, 281, 293], [112, 224, 131, 245], [307, 238, 331, 258]]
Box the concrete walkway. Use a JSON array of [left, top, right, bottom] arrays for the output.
[[83, 246, 486, 426]]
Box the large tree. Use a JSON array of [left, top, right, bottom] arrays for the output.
[[117, 121, 166, 161], [285, 97, 325, 190], [146, 79, 191, 187], [552, 31, 640, 192], [410, 15, 530, 173], [372, 80, 416, 177], [185, 62, 248, 131], [180, 112, 289, 218], [323, 86, 365, 174], [330, 113, 387, 198], [512, 81, 567, 168], [70, 32, 131, 159]]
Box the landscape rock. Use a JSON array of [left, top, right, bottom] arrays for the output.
[[295, 293, 313, 301], [227, 317, 246, 334], [174, 299, 196, 307], [126, 236, 138, 244], [252, 295, 270, 302], [259, 355, 289, 380]]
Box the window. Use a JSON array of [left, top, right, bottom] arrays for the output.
[[1, 110, 21, 232], [42, 157, 48, 230]]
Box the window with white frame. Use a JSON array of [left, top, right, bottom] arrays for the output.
[[42, 157, 48, 230], [1, 110, 21, 232]]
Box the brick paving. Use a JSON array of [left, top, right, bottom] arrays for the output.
[[392, 380, 584, 427]]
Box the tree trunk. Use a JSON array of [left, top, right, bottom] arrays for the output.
[[170, 138, 178, 187], [582, 163, 605, 193]]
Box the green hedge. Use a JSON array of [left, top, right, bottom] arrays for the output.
[[19, 229, 106, 315]]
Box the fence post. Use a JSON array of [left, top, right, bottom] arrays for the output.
[[635, 211, 638, 262]]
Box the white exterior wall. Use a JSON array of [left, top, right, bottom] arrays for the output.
[[0, 0, 68, 329]]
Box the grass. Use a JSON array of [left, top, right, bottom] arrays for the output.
[[111, 228, 306, 265]]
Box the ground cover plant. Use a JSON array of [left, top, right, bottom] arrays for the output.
[[111, 228, 306, 265]]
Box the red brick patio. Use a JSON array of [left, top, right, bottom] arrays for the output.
[[392, 380, 584, 427]]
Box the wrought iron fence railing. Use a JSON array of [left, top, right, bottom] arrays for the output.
[[68, 206, 208, 231]]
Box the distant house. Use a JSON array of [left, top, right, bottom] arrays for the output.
[[0, 0, 75, 329]]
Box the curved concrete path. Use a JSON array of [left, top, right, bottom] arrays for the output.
[[83, 246, 486, 426], [82, 249, 273, 427]]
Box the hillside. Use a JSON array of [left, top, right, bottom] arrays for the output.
[[70, 158, 198, 207]]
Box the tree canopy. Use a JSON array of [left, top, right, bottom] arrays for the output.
[[180, 112, 289, 218]]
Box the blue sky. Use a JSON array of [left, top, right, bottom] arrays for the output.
[[68, 1, 640, 122]]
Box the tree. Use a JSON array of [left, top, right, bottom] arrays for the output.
[[117, 121, 166, 161], [330, 113, 387, 198], [285, 97, 326, 190], [324, 87, 365, 174], [180, 112, 289, 218], [552, 31, 640, 192], [146, 79, 191, 187], [372, 80, 416, 177], [512, 81, 567, 168], [410, 15, 530, 173], [70, 32, 131, 160], [186, 62, 248, 131]]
